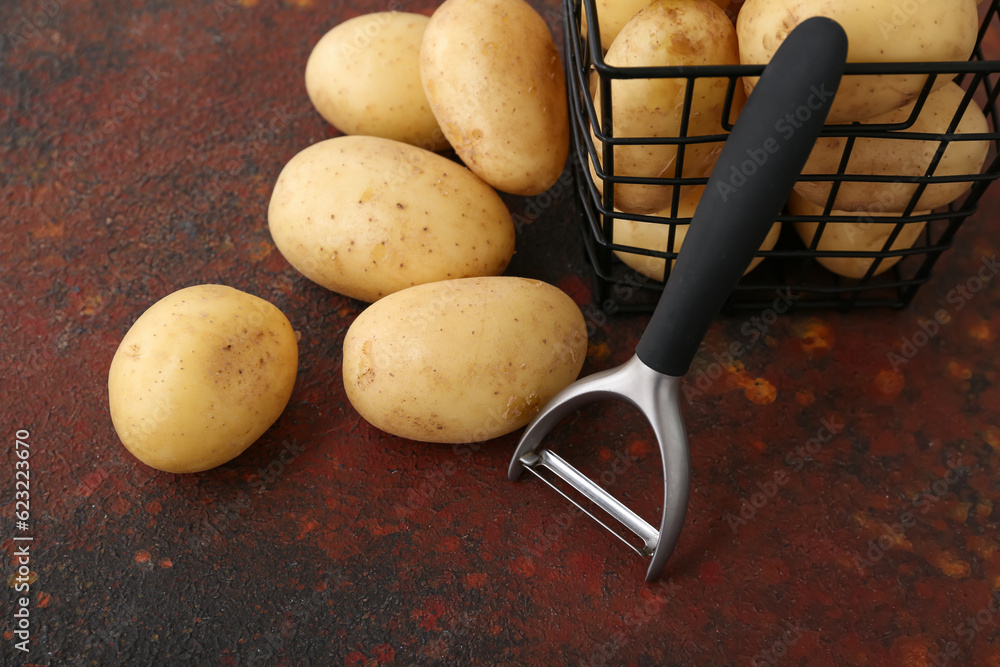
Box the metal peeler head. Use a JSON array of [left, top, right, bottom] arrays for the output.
[[508, 355, 691, 582]]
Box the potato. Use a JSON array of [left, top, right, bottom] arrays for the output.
[[590, 0, 744, 215], [737, 0, 979, 123], [108, 285, 299, 474], [795, 82, 990, 212], [420, 0, 569, 196], [268, 135, 515, 303], [789, 193, 928, 279], [612, 186, 780, 280], [342, 277, 588, 443], [305, 12, 449, 152], [583, 0, 732, 51]]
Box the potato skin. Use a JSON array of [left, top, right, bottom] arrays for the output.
[[267, 136, 515, 303], [591, 0, 744, 214], [585, 0, 732, 52], [305, 12, 449, 151], [342, 277, 588, 444], [737, 0, 979, 123], [420, 0, 569, 196], [789, 193, 928, 279], [108, 285, 298, 474], [795, 82, 990, 212], [613, 186, 780, 280]]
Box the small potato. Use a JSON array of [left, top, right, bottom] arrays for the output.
[[737, 0, 979, 123], [584, 0, 732, 52], [305, 12, 449, 151], [613, 186, 780, 280], [420, 0, 569, 196], [590, 0, 744, 214], [108, 285, 299, 474], [342, 277, 588, 444], [794, 82, 990, 212], [268, 136, 515, 303], [789, 193, 928, 279]]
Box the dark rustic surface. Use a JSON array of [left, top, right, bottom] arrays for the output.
[[3, 0, 1000, 665]]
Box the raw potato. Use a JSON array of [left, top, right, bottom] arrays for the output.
[[342, 277, 588, 444], [795, 82, 990, 212], [108, 285, 299, 474], [590, 0, 744, 214], [305, 12, 450, 151], [420, 0, 569, 196], [268, 136, 515, 303], [789, 193, 928, 279], [737, 0, 979, 123], [583, 0, 732, 51], [613, 186, 780, 280]]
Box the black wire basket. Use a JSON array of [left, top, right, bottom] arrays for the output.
[[566, 0, 1000, 312]]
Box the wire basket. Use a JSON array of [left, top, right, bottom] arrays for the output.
[[566, 0, 1000, 312]]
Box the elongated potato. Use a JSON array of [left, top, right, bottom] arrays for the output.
[[268, 136, 515, 303], [343, 277, 588, 444], [305, 12, 449, 151], [613, 186, 780, 280], [737, 0, 979, 123], [790, 193, 928, 279], [108, 285, 299, 474], [795, 82, 990, 212], [590, 0, 744, 215], [420, 0, 569, 196]]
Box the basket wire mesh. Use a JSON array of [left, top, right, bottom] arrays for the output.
[[566, 0, 1000, 312]]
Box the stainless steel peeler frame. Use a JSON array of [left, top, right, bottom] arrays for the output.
[[510, 357, 687, 580]]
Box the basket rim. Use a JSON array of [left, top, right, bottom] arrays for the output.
[[587, 59, 1000, 78]]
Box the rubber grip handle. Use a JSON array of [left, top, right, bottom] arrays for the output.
[[635, 17, 848, 377]]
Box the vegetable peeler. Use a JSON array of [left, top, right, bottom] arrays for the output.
[[508, 17, 849, 582]]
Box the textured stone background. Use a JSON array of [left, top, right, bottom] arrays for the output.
[[3, 0, 1000, 665]]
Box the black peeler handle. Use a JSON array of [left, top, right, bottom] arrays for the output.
[[635, 17, 848, 378]]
